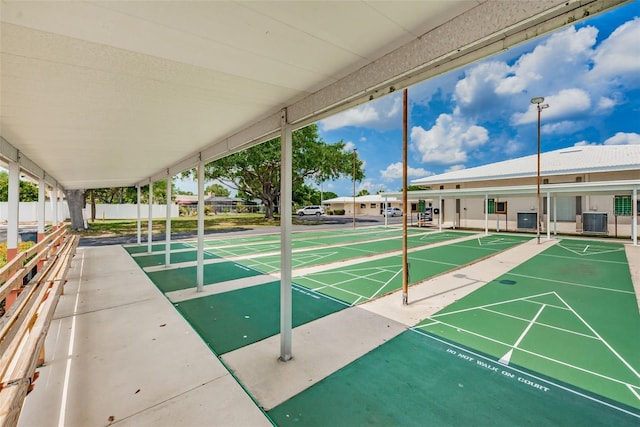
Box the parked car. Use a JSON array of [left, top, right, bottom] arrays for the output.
[[297, 205, 325, 216], [384, 207, 403, 217]]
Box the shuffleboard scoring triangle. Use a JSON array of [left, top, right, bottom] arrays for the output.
[[499, 349, 513, 365]]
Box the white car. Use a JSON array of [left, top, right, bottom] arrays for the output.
[[297, 205, 325, 216], [384, 207, 403, 217]]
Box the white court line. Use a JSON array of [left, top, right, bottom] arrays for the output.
[[416, 319, 637, 389], [412, 330, 640, 420], [513, 304, 545, 348], [553, 293, 640, 380], [369, 267, 403, 300], [58, 251, 85, 427], [480, 308, 597, 339], [505, 272, 634, 294], [431, 292, 556, 318], [539, 253, 627, 265]]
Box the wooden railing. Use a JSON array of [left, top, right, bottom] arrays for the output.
[[0, 229, 79, 427]]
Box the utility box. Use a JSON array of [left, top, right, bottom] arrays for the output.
[[517, 212, 537, 230], [583, 212, 608, 234]]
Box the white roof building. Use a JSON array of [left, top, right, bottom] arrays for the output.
[[412, 145, 640, 186]]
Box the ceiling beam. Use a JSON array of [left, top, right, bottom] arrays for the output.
[[0, 136, 62, 190], [138, 0, 629, 187]]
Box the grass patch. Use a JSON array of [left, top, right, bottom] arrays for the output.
[[72, 214, 280, 237], [0, 241, 36, 268]]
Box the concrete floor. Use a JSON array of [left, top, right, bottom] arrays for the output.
[[18, 228, 640, 426]]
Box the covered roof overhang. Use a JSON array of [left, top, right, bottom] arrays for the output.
[[0, 0, 630, 191], [383, 180, 640, 199]]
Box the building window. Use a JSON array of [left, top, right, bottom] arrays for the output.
[[614, 195, 632, 216], [485, 198, 495, 214], [360, 204, 366, 209], [370, 203, 376, 208]]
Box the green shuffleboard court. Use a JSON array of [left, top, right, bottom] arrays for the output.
[[145, 261, 263, 293], [174, 281, 348, 354], [124, 242, 191, 254], [293, 234, 531, 305], [200, 227, 421, 258], [132, 249, 218, 268], [416, 239, 640, 411], [238, 230, 474, 274], [268, 330, 640, 426]]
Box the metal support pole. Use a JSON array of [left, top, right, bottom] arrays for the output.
[[352, 149, 357, 229], [536, 107, 541, 244], [197, 158, 205, 291], [165, 176, 172, 267], [546, 191, 551, 240], [7, 162, 20, 262], [438, 197, 443, 232], [384, 196, 388, 228], [553, 195, 557, 236], [402, 88, 409, 306], [147, 180, 153, 254], [137, 185, 142, 245], [633, 188, 638, 246], [484, 193, 489, 236], [280, 111, 293, 361], [37, 177, 46, 242], [51, 183, 58, 231]]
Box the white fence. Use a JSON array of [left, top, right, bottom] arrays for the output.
[[0, 202, 178, 222]]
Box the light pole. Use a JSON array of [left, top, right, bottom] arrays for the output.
[[531, 97, 549, 244], [353, 148, 357, 229]]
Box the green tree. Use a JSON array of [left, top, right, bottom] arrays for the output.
[[185, 124, 364, 219], [406, 185, 427, 191], [357, 189, 370, 197], [205, 183, 230, 197], [321, 191, 338, 201], [0, 172, 40, 202]]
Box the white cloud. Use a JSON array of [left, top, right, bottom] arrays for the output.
[[496, 26, 597, 96], [596, 96, 617, 111], [590, 17, 640, 86], [454, 61, 510, 107], [445, 164, 466, 173], [359, 137, 367, 143], [343, 141, 356, 152], [541, 120, 584, 135], [380, 162, 432, 181], [411, 113, 489, 164], [511, 88, 591, 125], [604, 132, 640, 145], [574, 140, 598, 146], [319, 93, 402, 131]]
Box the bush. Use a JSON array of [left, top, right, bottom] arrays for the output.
[[334, 209, 345, 215], [326, 210, 334, 215]]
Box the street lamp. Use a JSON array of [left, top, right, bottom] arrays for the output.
[[531, 97, 549, 244], [353, 148, 357, 229]]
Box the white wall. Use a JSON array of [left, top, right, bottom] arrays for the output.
[[0, 202, 178, 222]]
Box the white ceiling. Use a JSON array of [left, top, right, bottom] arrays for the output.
[[0, 0, 627, 190]]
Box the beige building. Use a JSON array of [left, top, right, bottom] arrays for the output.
[[323, 194, 402, 216], [387, 145, 639, 240]]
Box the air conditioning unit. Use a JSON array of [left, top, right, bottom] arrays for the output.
[[582, 212, 608, 234], [517, 212, 537, 230]]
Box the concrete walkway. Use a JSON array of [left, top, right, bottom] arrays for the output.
[[18, 245, 270, 427]]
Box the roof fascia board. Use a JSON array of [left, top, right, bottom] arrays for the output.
[[0, 136, 61, 189], [384, 180, 640, 199], [144, 0, 628, 188]]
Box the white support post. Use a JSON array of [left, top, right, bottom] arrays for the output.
[[280, 111, 293, 362], [51, 184, 59, 231], [546, 191, 551, 240], [7, 162, 20, 262], [137, 185, 142, 245], [633, 188, 638, 246], [196, 158, 205, 291], [438, 196, 443, 232], [484, 194, 489, 236], [37, 177, 46, 242], [165, 176, 172, 267], [147, 180, 153, 253], [553, 195, 557, 236], [384, 196, 388, 228]]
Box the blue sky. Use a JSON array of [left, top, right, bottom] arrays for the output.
[[178, 2, 640, 197]]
